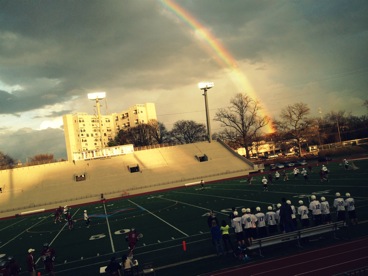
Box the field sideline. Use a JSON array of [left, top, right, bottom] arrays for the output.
[[0, 158, 367, 275]]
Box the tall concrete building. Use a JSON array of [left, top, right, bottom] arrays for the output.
[[63, 103, 157, 161]]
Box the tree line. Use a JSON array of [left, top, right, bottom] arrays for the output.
[[1, 94, 367, 168]]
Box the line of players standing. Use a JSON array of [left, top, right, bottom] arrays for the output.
[[225, 191, 357, 247]]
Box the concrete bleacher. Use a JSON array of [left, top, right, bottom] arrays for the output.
[[0, 140, 259, 218]]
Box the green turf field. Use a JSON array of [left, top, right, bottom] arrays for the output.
[[1, 158, 367, 275]]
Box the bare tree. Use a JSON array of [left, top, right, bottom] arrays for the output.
[[28, 154, 55, 165], [0, 151, 15, 169], [214, 93, 269, 159], [170, 120, 206, 144], [276, 102, 311, 156], [148, 120, 171, 144]]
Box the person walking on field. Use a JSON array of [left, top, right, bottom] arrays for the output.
[[26, 248, 37, 276], [322, 165, 329, 182], [275, 171, 280, 181], [301, 168, 309, 182], [293, 167, 300, 179], [343, 159, 349, 170], [84, 210, 90, 228], [262, 176, 268, 191]]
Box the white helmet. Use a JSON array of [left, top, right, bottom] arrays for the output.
[[298, 200, 303, 205], [277, 203, 281, 208], [84, 210, 87, 213], [311, 195, 316, 200], [286, 200, 291, 205], [241, 208, 247, 213], [256, 207, 261, 212], [268, 206, 273, 211], [336, 192, 341, 197], [321, 197, 326, 201], [233, 211, 238, 216], [246, 208, 251, 213], [346, 193, 351, 197]]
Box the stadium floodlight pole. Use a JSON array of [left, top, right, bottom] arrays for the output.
[[198, 82, 214, 143], [88, 92, 106, 150]]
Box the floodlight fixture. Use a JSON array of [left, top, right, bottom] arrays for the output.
[[87, 92, 106, 100], [198, 82, 214, 90], [198, 82, 214, 143]]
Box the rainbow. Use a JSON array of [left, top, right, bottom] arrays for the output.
[[160, 0, 274, 133]]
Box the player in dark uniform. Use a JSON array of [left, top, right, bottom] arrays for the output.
[[41, 243, 56, 276], [126, 228, 142, 254]]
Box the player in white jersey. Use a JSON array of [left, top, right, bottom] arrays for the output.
[[231, 211, 245, 247], [345, 193, 358, 225], [297, 200, 310, 228], [287, 200, 297, 228], [83, 210, 90, 228], [309, 195, 322, 226], [262, 176, 268, 191], [320, 197, 331, 224], [266, 206, 278, 235], [255, 207, 267, 238], [275, 171, 280, 181], [343, 159, 349, 170], [322, 165, 329, 181], [301, 168, 309, 182], [275, 203, 282, 233], [241, 208, 257, 245], [293, 167, 300, 179], [333, 192, 346, 222]]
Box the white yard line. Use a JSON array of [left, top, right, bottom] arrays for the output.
[[35, 209, 80, 264], [0, 215, 50, 249], [173, 190, 273, 205], [158, 196, 226, 215], [0, 217, 28, 232], [103, 202, 115, 253], [128, 199, 189, 237]]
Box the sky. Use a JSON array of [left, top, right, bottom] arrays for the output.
[[0, 0, 367, 163]]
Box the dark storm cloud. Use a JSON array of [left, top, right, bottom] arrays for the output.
[[0, 0, 210, 115], [0, 0, 367, 161]]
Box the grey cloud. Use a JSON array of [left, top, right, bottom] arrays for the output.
[[0, 128, 66, 162]]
